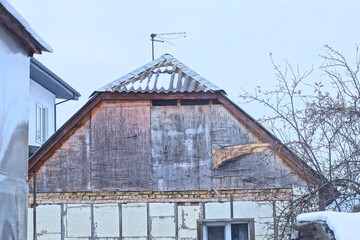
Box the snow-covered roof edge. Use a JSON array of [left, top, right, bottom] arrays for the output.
[[91, 53, 224, 96], [0, 0, 52, 52], [297, 211, 360, 240]]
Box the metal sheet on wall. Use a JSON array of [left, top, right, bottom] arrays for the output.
[[0, 24, 30, 239]]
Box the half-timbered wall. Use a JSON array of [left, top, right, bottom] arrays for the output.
[[28, 201, 282, 240], [30, 100, 305, 193]]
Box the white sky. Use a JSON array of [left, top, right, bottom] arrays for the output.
[[8, 0, 360, 127]]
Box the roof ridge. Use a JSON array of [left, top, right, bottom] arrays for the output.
[[92, 54, 224, 97]]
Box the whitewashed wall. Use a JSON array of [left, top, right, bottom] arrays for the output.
[[28, 201, 275, 240], [28, 80, 55, 146], [0, 24, 30, 240]]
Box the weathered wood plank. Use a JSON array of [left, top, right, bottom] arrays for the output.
[[151, 105, 212, 191], [30, 100, 306, 193], [210, 105, 258, 147], [90, 100, 152, 191], [31, 118, 92, 192], [210, 105, 303, 189]]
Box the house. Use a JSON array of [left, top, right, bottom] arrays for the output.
[[0, 0, 51, 239], [28, 57, 80, 157], [28, 54, 324, 240]]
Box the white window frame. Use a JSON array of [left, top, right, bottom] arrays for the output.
[[200, 218, 255, 240], [35, 102, 48, 144]]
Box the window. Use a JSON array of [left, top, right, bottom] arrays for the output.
[[35, 103, 48, 144], [201, 219, 254, 240]]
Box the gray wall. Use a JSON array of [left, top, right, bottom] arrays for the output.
[[31, 101, 305, 193], [0, 24, 30, 239]]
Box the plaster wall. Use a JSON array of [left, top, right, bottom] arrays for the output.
[[28, 201, 276, 240], [122, 203, 147, 238], [64, 204, 92, 239], [233, 201, 273, 239], [149, 203, 176, 239], [94, 203, 120, 238], [28, 79, 55, 146], [0, 24, 30, 240], [178, 205, 203, 239]]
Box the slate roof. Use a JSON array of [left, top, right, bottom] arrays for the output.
[[93, 54, 225, 96]]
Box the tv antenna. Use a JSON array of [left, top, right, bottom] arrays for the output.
[[150, 32, 186, 60]]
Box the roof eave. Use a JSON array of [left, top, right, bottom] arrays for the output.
[[0, 0, 52, 55], [30, 58, 81, 100]]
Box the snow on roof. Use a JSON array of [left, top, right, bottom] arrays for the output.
[[0, 0, 52, 52], [297, 211, 360, 240]]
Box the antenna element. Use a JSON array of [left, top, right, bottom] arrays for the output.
[[150, 32, 186, 60]]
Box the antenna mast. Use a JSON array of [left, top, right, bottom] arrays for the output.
[[150, 32, 186, 60]]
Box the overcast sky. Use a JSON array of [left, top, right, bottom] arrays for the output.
[[8, 0, 360, 127]]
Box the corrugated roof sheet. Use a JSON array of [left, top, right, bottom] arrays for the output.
[[93, 54, 225, 95]]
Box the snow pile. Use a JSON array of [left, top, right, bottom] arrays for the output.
[[297, 211, 360, 240]]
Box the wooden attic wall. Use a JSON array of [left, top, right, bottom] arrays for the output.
[[30, 99, 304, 193]]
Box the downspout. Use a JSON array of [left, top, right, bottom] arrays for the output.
[[33, 170, 37, 240], [230, 194, 234, 219], [54, 96, 74, 132]]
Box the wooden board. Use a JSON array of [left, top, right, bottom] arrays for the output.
[[31, 118, 92, 192], [212, 143, 271, 169], [210, 105, 303, 189], [30, 101, 305, 193], [151, 105, 212, 191], [90, 100, 152, 191]]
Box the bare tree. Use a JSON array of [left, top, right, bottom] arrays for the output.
[[240, 45, 360, 238]]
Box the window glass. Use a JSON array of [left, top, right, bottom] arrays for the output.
[[208, 226, 225, 240], [36, 105, 41, 142], [35, 104, 47, 144], [231, 224, 248, 240], [41, 107, 46, 142]]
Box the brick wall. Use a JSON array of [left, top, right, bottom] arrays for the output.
[[29, 189, 292, 205]]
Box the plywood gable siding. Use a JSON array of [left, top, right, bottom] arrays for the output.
[[211, 105, 258, 147], [30, 100, 306, 193], [30, 117, 91, 192], [210, 105, 304, 189], [151, 105, 212, 191], [90, 100, 152, 191]]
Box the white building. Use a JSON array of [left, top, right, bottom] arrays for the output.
[[0, 0, 51, 239], [0, 1, 79, 239], [28, 58, 80, 156]]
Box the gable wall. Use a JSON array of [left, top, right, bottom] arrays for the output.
[[30, 99, 306, 193]]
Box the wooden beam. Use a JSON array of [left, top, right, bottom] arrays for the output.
[[0, 6, 41, 55], [212, 143, 270, 169], [101, 92, 217, 100]]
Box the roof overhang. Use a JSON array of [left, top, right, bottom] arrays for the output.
[[0, 0, 52, 55], [30, 58, 81, 100]]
